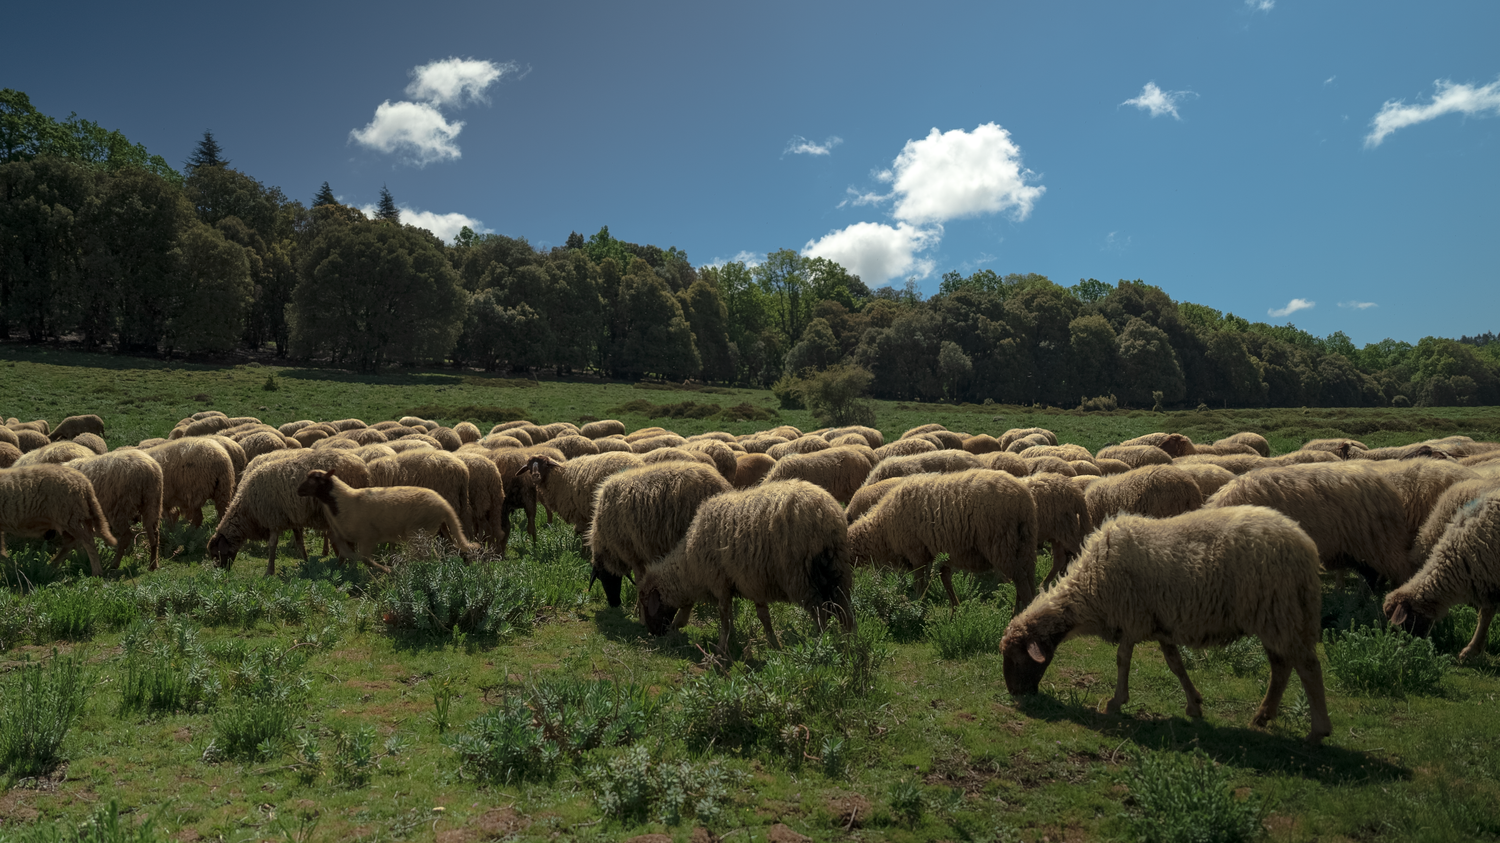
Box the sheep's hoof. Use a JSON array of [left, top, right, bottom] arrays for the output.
[[1458, 646, 1481, 663], [1103, 699, 1124, 715], [1185, 703, 1203, 719]]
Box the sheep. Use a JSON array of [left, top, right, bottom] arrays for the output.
[[191, 410, 227, 421], [1119, 432, 1196, 457], [0, 427, 19, 449], [293, 428, 329, 447], [767, 437, 831, 460], [1214, 431, 1271, 457], [354, 444, 398, 463], [542, 422, 579, 440], [297, 468, 472, 571], [208, 435, 248, 480], [733, 453, 777, 489], [136, 437, 168, 449], [1020, 444, 1094, 464], [15, 429, 49, 453], [145, 438, 235, 527], [1431, 438, 1500, 459], [1005, 433, 1052, 454], [1301, 438, 1367, 459], [1204, 462, 1415, 588], [999, 427, 1057, 450], [1069, 460, 1102, 477], [863, 451, 981, 487], [580, 420, 627, 439], [367, 449, 472, 537], [822, 433, 863, 448], [0, 464, 116, 577], [71, 449, 164, 570], [823, 426, 883, 449], [490, 446, 567, 552], [637, 480, 855, 656], [1070, 475, 1101, 493], [682, 440, 738, 482], [431, 427, 463, 451], [901, 423, 948, 440], [239, 431, 288, 463], [1174, 462, 1237, 499], [623, 426, 669, 443], [522, 452, 646, 538], [592, 437, 634, 454], [1084, 465, 1203, 528], [1410, 477, 1500, 571], [510, 424, 551, 444], [13, 440, 95, 467], [1022, 455, 1077, 477], [1460, 451, 1500, 468], [1365, 459, 1478, 543], [1022, 472, 1093, 587], [766, 425, 804, 440], [845, 476, 915, 524], [453, 421, 482, 444], [49, 414, 105, 442], [453, 452, 508, 552], [550, 435, 601, 460], [872, 438, 938, 462], [1385, 489, 1500, 661], [208, 450, 371, 574], [279, 420, 316, 436], [927, 430, 968, 450], [974, 450, 1029, 475], [1001, 505, 1331, 743], [1095, 444, 1173, 469], [962, 434, 1002, 454], [327, 418, 367, 431], [479, 433, 525, 449], [630, 433, 689, 454], [7, 419, 50, 436], [687, 431, 737, 444], [398, 415, 433, 429], [588, 461, 734, 608], [0, 443, 19, 468], [1094, 457, 1132, 475], [641, 447, 718, 471], [849, 469, 1038, 609], [179, 416, 236, 438], [1173, 453, 1268, 475], [763, 445, 875, 504], [1353, 443, 1452, 462]]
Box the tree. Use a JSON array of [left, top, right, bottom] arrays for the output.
[[375, 185, 399, 222], [2, 89, 180, 183], [0, 158, 97, 341], [783, 317, 841, 375], [1068, 313, 1118, 400], [754, 249, 811, 346], [1117, 317, 1186, 407], [615, 262, 699, 380], [799, 365, 877, 427], [186, 130, 227, 170], [87, 167, 196, 352], [1204, 330, 1266, 406], [312, 181, 337, 207], [937, 340, 973, 401], [167, 222, 252, 354], [678, 280, 735, 382]]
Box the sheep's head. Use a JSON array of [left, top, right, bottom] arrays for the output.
[[207, 531, 244, 568], [1000, 606, 1071, 697], [519, 455, 563, 487], [296, 468, 335, 497], [638, 584, 678, 636], [1383, 592, 1439, 638]]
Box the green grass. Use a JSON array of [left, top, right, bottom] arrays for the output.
[[1, 347, 1500, 840]]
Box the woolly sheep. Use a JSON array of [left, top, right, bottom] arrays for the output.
[[687, 431, 736, 444], [72, 449, 163, 570], [682, 440, 739, 482], [1005, 433, 1052, 454], [1192, 442, 1261, 457], [1022, 472, 1093, 587], [1410, 477, 1500, 570], [136, 437, 168, 449], [453, 421, 482, 444], [1070, 474, 1101, 493], [239, 431, 287, 463], [763, 445, 875, 504], [49, 414, 105, 442], [849, 469, 1038, 609], [510, 423, 551, 443], [1001, 506, 1331, 744], [637, 480, 855, 656], [354, 444, 397, 463], [1084, 465, 1203, 528], [1301, 438, 1367, 459], [1385, 489, 1500, 661], [1365, 459, 1478, 542], [1174, 462, 1237, 499], [733, 453, 777, 489], [1069, 460, 1101, 477], [209, 435, 248, 479], [0, 427, 19, 448], [738, 435, 789, 454], [998, 427, 1057, 450], [1022, 455, 1076, 477], [386, 438, 436, 454], [367, 449, 472, 538], [592, 437, 634, 454], [327, 418, 366, 431], [297, 468, 472, 572], [397, 415, 432, 429], [630, 433, 689, 453], [927, 430, 967, 450], [974, 451, 1029, 476], [523, 452, 646, 538], [479, 433, 525, 449], [901, 423, 947, 440], [1173, 453, 1268, 475], [1204, 462, 1415, 588], [580, 420, 627, 439], [15, 429, 49, 452], [1460, 451, 1500, 468], [872, 438, 938, 461], [145, 438, 235, 527], [1119, 432, 1196, 457], [209, 450, 371, 574], [279, 420, 316, 436], [550, 435, 602, 460], [767, 436, 831, 460], [623, 426, 669, 442], [1353, 443, 1451, 462], [827, 433, 871, 449], [1020, 444, 1094, 464], [190, 411, 227, 421], [293, 428, 329, 447], [1214, 431, 1271, 457], [0, 464, 116, 577], [863, 450, 981, 487], [430, 427, 463, 451], [7, 419, 49, 436], [962, 434, 1002, 454], [1094, 457, 1132, 475], [542, 422, 579, 440], [766, 425, 804, 440], [845, 476, 914, 524], [1095, 444, 1173, 469], [13, 440, 95, 467], [453, 451, 508, 551], [823, 425, 883, 449], [640, 448, 718, 471], [312, 436, 361, 451], [588, 461, 733, 607], [0, 443, 19, 468]]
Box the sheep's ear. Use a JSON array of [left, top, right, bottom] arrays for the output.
[[325, 468, 335, 478], [643, 588, 661, 618], [1388, 601, 1409, 627], [1027, 639, 1049, 663]]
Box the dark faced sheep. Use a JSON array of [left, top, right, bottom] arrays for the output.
[[49, 414, 105, 442], [863, 450, 981, 487], [1001, 506, 1331, 744], [1084, 465, 1203, 528], [763, 445, 875, 504], [1385, 489, 1500, 661], [637, 480, 855, 657], [0, 464, 116, 577], [490, 446, 567, 553]]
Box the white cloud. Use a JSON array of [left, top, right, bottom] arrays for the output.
[[1338, 300, 1378, 310], [405, 57, 518, 107], [1324, 76, 1337, 86], [358, 204, 489, 243], [802, 222, 941, 285], [879, 123, 1045, 225], [784, 135, 843, 156], [1268, 298, 1315, 318], [1365, 77, 1500, 147], [705, 250, 765, 269], [349, 100, 464, 166], [1245, 0, 1274, 11], [1103, 231, 1132, 252], [1123, 82, 1197, 120]]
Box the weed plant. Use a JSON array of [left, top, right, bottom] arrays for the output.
[[1323, 624, 1449, 696], [206, 646, 310, 761], [117, 617, 221, 716], [528, 676, 661, 755], [927, 596, 1013, 660], [0, 651, 90, 779], [888, 778, 927, 826], [851, 569, 929, 643], [1431, 604, 1500, 657], [449, 699, 562, 784], [1124, 749, 1264, 843], [0, 800, 162, 843], [31, 580, 138, 643], [583, 745, 743, 827], [1182, 636, 1268, 677], [376, 553, 544, 637]]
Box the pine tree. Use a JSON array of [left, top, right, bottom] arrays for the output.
[[375, 185, 399, 222], [312, 181, 337, 207], [186, 130, 227, 170]]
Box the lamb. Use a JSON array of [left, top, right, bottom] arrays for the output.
[[588, 461, 734, 607], [637, 479, 855, 656], [763, 445, 875, 504], [733, 453, 777, 489], [12, 440, 95, 467], [1022, 472, 1093, 587], [872, 438, 938, 461], [1204, 462, 1415, 588], [145, 438, 235, 527], [580, 420, 627, 439], [1214, 431, 1271, 457], [1385, 489, 1500, 661], [1119, 432, 1196, 457], [863, 451, 981, 486], [297, 468, 473, 571], [490, 445, 567, 552], [49, 414, 105, 442], [1410, 477, 1500, 566], [0, 464, 117, 577], [71, 449, 164, 570], [208, 450, 371, 574], [1095, 444, 1173, 469], [367, 449, 472, 537], [522, 452, 645, 537], [767, 437, 831, 460], [1084, 465, 1204, 528], [1000, 506, 1331, 744], [848, 469, 1038, 610]]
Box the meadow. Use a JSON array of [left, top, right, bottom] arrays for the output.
[[2, 345, 1500, 843]]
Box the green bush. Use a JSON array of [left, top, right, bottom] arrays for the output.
[[206, 646, 309, 761], [32, 580, 138, 643], [1182, 637, 1267, 677], [851, 570, 928, 643], [770, 374, 806, 410], [1125, 749, 1263, 843], [118, 617, 220, 716], [927, 597, 1012, 660], [1323, 625, 1448, 696], [449, 700, 561, 784], [0, 651, 90, 779], [375, 554, 540, 637], [527, 677, 660, 756], [584, 745, 742, 827], [888, 777, 926, 826]]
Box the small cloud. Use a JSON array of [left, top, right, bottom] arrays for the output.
[[1365, 76, 1500, 147], [1103, 231, 1132, 252], [1122, 82, 1198, 120], [405, 57, 520, 107], [837, 187, 890, 209], [349, 101, 464, 165], [1245, 0, 1274, 11], [705, 250, 765, 269], [1338, 300, 1378, 310], [784, 135, 843, 156], [1268, 298, 1315, 318], [1324, 76, 1337, 86], [358, 204, 489, 243]]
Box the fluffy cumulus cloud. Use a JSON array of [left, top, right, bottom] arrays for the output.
[[803, 222, 941, 286], [1268, 298, 1316, 318], [1365, 77, 1500, 147], [350, 101, 464, 166], [1122, 82, 1197, 120], [1339, 300, 1378, 310], [405, 58, 519, 107], [784, 135, 843, 156], [358, 204, 489, 243]]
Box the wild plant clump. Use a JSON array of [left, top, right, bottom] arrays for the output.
[[118, 616, 221, 715], [927, 597, 1013, 660], [205, 645, 311, 761], [584, 745, 744, 827], [1125, 749, 1264, 843], [0, 651, 90, 779], [1323, 625, 1448, 697]]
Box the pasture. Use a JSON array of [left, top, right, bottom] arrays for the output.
[[1, 346, 1500, 842]]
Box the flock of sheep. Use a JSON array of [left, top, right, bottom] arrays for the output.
[[3, 410, 1500, 746]]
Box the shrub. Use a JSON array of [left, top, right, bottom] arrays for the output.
[[0, 799, 163, 843], [375, 554, 540, 638], [118, 617, 221, 716], [207, 646, 309, 761], [851, 570, 928, 643], [1182, 637, 1267, 678], [801, 365, 877, 427], [1078, 394, 1119, 412], [927, 597, 1012, 660], [1391, 394, 1411, 407], [32, 580, 138, 643], [1323, 625, 1448, 696], [449, 700, 561, 784], [0, 651, 90, 779], [888, 778, 926, 826], [584, 745, 742, 827], [527, 677, 660, 756], [771, 374, 806, 410], [1432, 605, 1500, 656], [1125, 749, 1263, 843]]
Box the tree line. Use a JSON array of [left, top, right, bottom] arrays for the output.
[[2, 88, 1497, 408]]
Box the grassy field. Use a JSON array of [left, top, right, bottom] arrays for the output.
[[2, 346, 1500, 843]]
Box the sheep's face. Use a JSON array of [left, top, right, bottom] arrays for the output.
[[1000, 613, 1070, 697], [208, 532, 243, 568], [639, 586, 678, 636], [1383, 593, 1438, 638]]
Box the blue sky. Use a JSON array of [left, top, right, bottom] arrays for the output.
[[5, 1, 1497, 345]]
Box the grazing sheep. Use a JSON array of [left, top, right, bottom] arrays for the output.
[[1094, 457, 1132, 475], [1204, 463, 1415, 588], [962, 434, 1003, 454], [1192, 442, 1261, 457], [1366, 459, 1478, 543], [293, 428, 329, 447], [279, 420, 316, 436], [49, 414, 105, 442], [1385, 490, 1500, 660], [872, 438, 938, 461], [7, 419, 49, 436], [1001, 506, 1331, 744], [367, 449, 472, 537], [453, 421, 482, 444], [687, 431, 737, 444], [1119, 432, 1196, 457], [682, 440, 738, 482], [1173, 453, 1268, 475], [209, 450, 371, 574], [208, 435, 248, 480], [864, 450, 981, 486], [588, 462, 733, 607], [764, 445, 875, 504], [297, 468, 472, 571], [430, 427, 463, 451], [1174, 462, 1237, 499], [1022, 455, 1077, 477], [354, 444, 398, 463], [630, 433, 690, 453], [845, 476, 916, 524], [1005, 433, 1052, 454], [145, 438, 235, 527], [542, 422, 579, 440], [580, 420, 627, 439], [823, 425, 883, 449], [490, 420, 534, 435], [849, 469, 1038, 609], [1095, 444, 1173, 469], [523, 452, 646, 538], [327, 418, 367, 431], [15, 429, 49, 452], [490, 446, 567, 552], [239, 431, 288, 463], [550, 435, 602, 460], [67, 432, 106, 455], [397, 416, 432, 430], [1214, 432, 1271, 457], [767, 425, 803, 441], [0, 464, 116, 577], [1084, 465, 1203, 528], [453, 452, 508, 552], [1301, 438, 1367, 459], [975, 451, 1029, 476], [1430, 438, 1500, 459], [637, 480, 855, 656], [71, 449, 163, 570], [1353, 443, 1451, 462], [738, 435, 789, 454], [927, 430, 967, 450], [479, 433, 525, 449], [767, 436, 831, 460], [136, 438, 168, 449], [733, 453, 777, 489], [1022, 472, 1093, 587], [13, 440, 95, 467], [0, 427, 19, 449], [386, 439, 435, 454], [1069, 460, 1102, 477], [1460, 451, 1500, 468], [1070, 474, 1101, 493], [1410, 477, 1500, 567], [592, 437, 634, 454], [641, 448, 718, 471], [901, 423, 948, 440], [999, 427, 1057, 450], [1020, 444, 1094, 464], [1269, 450, 1343, 467], [623, 426, 669, 443], [0, 443, 20, 468], [178, 416, 235, 438]]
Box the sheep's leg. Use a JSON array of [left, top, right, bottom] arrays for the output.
[[1105, 641, 1134, 714], [109, 526, 134, 570], [292, 529, 308, 561], [939, 566, 960, 608], [1042, 543, 1063, 589], [76, 529, 105, 578], [524, 500, 537, 547], [189, 506, 204, 528], [263, 533, 280, 577], [145, 519, 160, 571], [1459, 606, 1495, 662], [755, 603, 780, 650], [1013, 570, 1037, 613], [1159, 643, 1204, 718], [1293, 654, 1332, 745], [1252, 649, 1294, 728], [718, 596, 736, 658]]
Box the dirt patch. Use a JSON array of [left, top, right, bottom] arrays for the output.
[[0, 791, 40, 824], [825, 793, 871, 829], [174, 727, 193, 742], [174, 829, 203, 843], [623, 835, 672, 843], [767, 824, 812, 843], [477, 808, 527, 839], [689, 828, 716, 843]]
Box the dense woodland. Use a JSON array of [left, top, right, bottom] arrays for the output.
[[3, 89, 1498, 409]]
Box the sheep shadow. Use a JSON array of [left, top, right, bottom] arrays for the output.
[[1013, 693, 1410, 786]]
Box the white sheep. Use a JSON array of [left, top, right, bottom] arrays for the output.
[[0, 464, 117, 576], [72, 449, 164, 570], [1385, 489, 1500, 661], [209, 450, 372, 575]]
